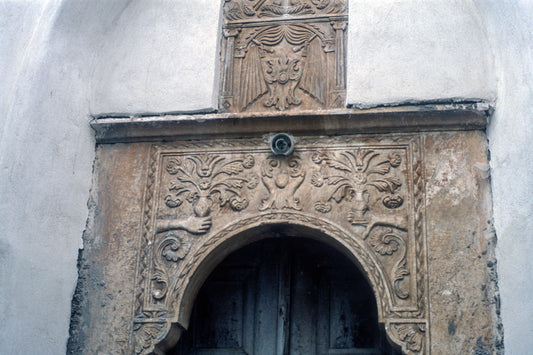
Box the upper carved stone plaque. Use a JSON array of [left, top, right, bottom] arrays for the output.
[[220, 0, 348, 112]]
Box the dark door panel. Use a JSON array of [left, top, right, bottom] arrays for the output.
[[173, 238, 399, 355]]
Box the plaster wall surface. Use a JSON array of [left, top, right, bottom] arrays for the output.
[[88, 0, 220, 115], [0, 1, 219, 353], [0, 0, 531, 353], [346, 0, 496, 107], [475, 2, 533, 354]]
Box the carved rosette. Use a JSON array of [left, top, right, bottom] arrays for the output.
[[132, 135, 428, 354], [220, 0, 348, 112]]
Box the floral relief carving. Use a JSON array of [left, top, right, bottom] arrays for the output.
[[133, 311, 171, 355], [151, 230, 191, 302], [311, 148, 412, 300], [147, 153, 259, 306], [132, 136, 428, 355], [159, 232, 189, 263], [224, 0, 347, 21], [383, 194, 404, 209], [263, 54, 303, 110], [260, 155, 306, 210], [369, 229, 409, 299], [311, 149, 407, 238], [164, 154, 258, 218]]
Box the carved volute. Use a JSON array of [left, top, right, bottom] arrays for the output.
[[220, 0, 348, 112]]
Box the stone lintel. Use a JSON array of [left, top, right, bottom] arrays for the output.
[[91, 102, 490, 143]]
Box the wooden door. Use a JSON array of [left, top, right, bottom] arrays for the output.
[[172, 238, 399, 355]]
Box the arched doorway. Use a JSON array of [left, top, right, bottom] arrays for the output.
[[171, 237, 399, 354]]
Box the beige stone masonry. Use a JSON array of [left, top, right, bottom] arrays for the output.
[[72, 107, 500, 354]]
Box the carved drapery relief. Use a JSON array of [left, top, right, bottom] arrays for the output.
[[131, 134, 429, 354], [220, 0, 348, 112]]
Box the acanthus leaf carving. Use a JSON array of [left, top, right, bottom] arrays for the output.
[[369, 229, 410, 299], [150, 230, 192, 303], [132, 310, 171, 355], [159, 232, 190, 263], [133, 321, 166, 355]]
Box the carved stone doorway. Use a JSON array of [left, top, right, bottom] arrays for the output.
[[72, 105, 501, 355], [66, 1, 500, 352], [171, 237, 400, 354]]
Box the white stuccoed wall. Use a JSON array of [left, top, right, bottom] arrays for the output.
[[0, 1, 220, 353], [0, 0, 531, 353], [346, 0, 496, 106], [476, 2, 533, 354]]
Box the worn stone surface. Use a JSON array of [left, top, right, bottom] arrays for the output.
[[424, 131, 501, 353], [68, 142, 151, 354], [70, 127, 500, 354]]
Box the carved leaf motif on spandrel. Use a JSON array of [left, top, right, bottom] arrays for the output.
[[369, 229, 410, 299], [150, 229, 193, 302], [164, 154, 258, 218], [311, 149, 406, 234]]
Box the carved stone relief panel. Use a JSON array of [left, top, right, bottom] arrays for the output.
[[220, 0, 348, 112], [131, 134, 429, 354]]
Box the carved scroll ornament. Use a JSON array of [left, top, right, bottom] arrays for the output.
[[387, 322, 428, 355], [131, 135, 429, 354]]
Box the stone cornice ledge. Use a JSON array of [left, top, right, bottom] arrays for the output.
[[91, 102, 490, 143]]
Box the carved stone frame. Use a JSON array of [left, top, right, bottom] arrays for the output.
[[131, 134, 429, 354], [70, 2, 500, 352], [219, 0, 348, 112], [70, 103, 500, 354]]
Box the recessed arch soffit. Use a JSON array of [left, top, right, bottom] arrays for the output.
[[132, 134, 429, 355]]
